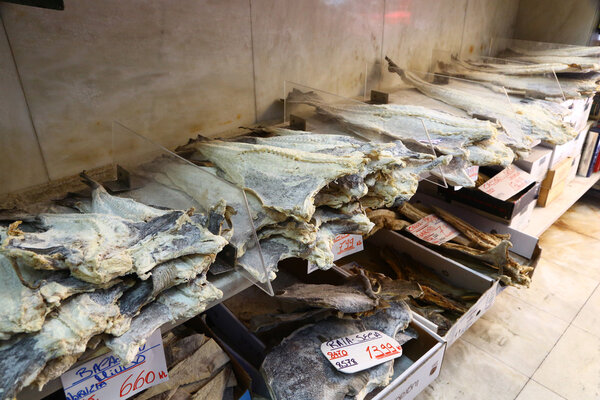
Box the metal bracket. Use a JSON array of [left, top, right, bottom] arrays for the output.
[[289, 114, 307, 131], [103, 165, 141, 193], [370, 90, 389, 105]]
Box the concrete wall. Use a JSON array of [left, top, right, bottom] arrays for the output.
[[0, 0, 520, 193]]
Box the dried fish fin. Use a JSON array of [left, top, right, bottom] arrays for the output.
[[420, 286, 468, 314], [431, 206, 504, 248], [276, 283, 379, 314], [441, 240, 511, 268], [397, 202, 429, 222]]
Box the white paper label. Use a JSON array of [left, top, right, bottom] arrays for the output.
[[466, 165, 479, 182], [321, 330, 403, 374], [332, 234, 364, 260], [478, 165, 534, 201], [61, 330, 169, 400], [406, 214, 459, 245]]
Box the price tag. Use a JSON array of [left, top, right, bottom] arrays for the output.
[[332, 234, 363, 260], [478, 165, 534, 201], [466, 165, 479, 182], [308, 234, 364, 274], [406, 214, 459, 245], [321, 330, 403, 374], [61, 330, 169, 400]]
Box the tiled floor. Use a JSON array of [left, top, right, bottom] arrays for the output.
[[416, 194, 600, 400]]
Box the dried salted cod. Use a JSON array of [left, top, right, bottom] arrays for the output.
[[0, 283, 131, 399], [105, 275, 223, 364], [387, 57, 578, 147], [465, 138, 515, 167], [459, 58, 592, 75], [0, 255, 46, 339], [188, 140, 367, 221], [285, 89, 496, 157], [134, 159, 282, 255], [510, 55, 600, 71], [441, 58, 599, 99], [261, 301, 412, 400], [2, 210, 227, 285], [508, 45, 600, 58]]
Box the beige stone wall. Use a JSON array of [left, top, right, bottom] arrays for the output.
[[0, 0, 520, 193], [514, 0, 599, 45]]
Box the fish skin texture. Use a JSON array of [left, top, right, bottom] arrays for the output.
[[2, 210, 227, 285], [0, 283, 130, 399]]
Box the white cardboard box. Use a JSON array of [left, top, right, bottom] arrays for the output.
[[568, 153, 581, 183], [542, 138, 576, 170], [514, 146, 552, 182], [371, 320, 446, 400], [565, 96, 594, 132], [371, 230, 498, 347], [570, 122, 592, 159]]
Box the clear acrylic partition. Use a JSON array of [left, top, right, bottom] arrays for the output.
[[282, 81, 447, 187], [431, 49, 566, 102], [489, 37, 600, 61], [371, 62, 533, 185], [111, 121, 273, 295]]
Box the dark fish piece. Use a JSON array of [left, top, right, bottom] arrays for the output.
[[261, 301, 412, 400]]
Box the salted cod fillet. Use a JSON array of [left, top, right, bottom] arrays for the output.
[[459, 58, 594, 75], [247, 128, 451, 205], [105, 274, 223, 364], [0, 283, 131, 399], [508, 45, 600, 57], [2, 209, 227, 285], [285, 88, 496, 159], [441, 58, 599, 99], [510, 55, 600, 71], [261, 301, 412, 400], [387, 57, 577, 147], [180, 139, 367, 221]]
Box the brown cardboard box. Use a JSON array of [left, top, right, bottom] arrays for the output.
[[538, 179, 567, 206], [541, 156, 573, 190]]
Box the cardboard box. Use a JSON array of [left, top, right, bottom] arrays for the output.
[[570, 124, 591, 159], [568, 153, 581, 183], [370, 322, 445, 400], [541, 138, 576, 170], [506, 199, 536, 231], [514, 146, 552, 182], [438, 166, 541, 222], [411, 193, 541, 260], [206, 300, 446, 400], [370, 230, 498, 347], [538, 179, 567, 207], [541, 156, 573, 189]]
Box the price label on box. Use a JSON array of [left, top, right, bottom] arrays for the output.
[[61, 330, 168, 400], [332, 234, 363, 260], [406, 214, 459, 245], [478, 165, 534, 201], [321, 330, 403, 374], [308, 234, 364, 274]]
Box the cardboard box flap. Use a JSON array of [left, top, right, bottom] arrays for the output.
[[412, 193, 539, 259]]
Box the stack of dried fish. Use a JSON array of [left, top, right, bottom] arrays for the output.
[[387, 57, 578, 151], [133, 327, 238, 400], [0, 179, 230, 398], [175, 131, 449, 277], [367, 202, 533, 287], [285, 89, 515, 187], [439, 57, 600, 99]]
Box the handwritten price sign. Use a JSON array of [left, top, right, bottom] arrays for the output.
[[308, 234, 364, 274], [332, 234, 363, 260], [406, 214, 459, 245], [321, 330, 403, 373], [478, 165, 534, 201], [61, 330, 169, 400]]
